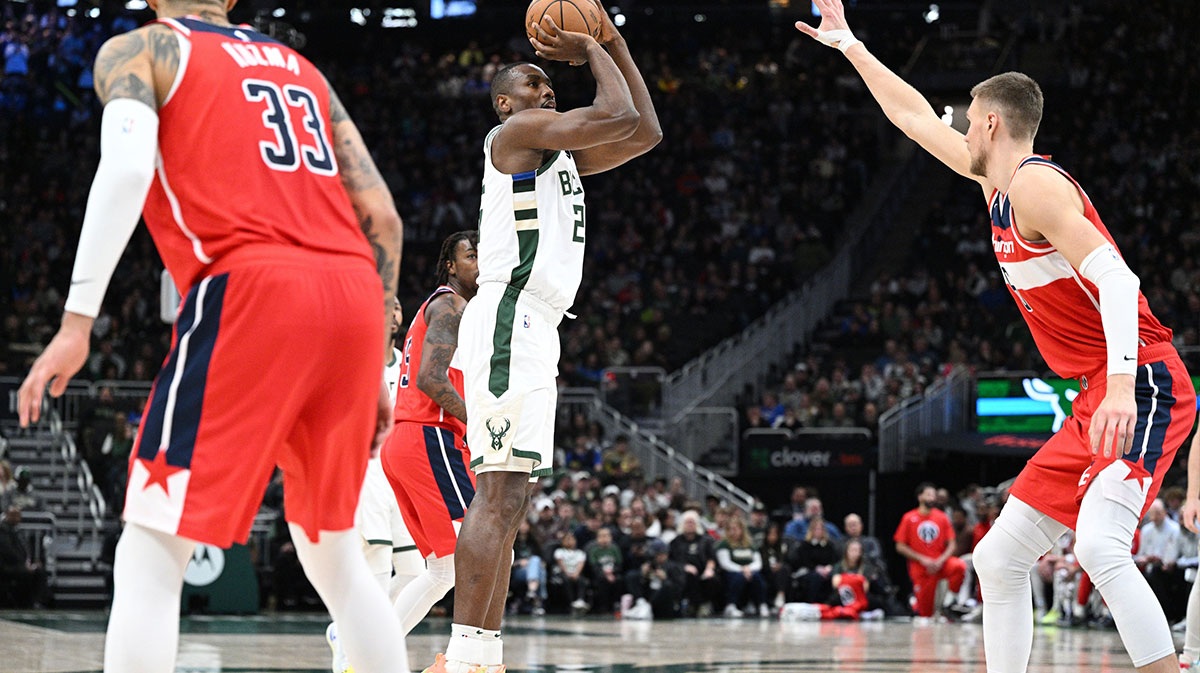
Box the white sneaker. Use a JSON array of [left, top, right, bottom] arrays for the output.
[[723, 604, 745, 618], [779, 602, 822, 622], [571, 599, 589, 611], [758, 603, 771, 618], [325, 622, 351, 673], [861, 608, 885, 621], [624, 597, 653, 620], [1172, 620, 1187, 633], [912, 616, 933, 626]]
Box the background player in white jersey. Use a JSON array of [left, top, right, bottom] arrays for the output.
[[327, 300, 423, 673], [796, 2, 1194, 672], [427, 5, 661, 673], [1181, 432, 1200, 670]]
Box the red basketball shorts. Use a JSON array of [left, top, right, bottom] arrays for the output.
[[124, 247, 384, 547], [381, 422, 475, 559], [1010, 347, 1196, 530]]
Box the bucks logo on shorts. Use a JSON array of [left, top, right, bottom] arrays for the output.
[[486, 416, 511, 452]]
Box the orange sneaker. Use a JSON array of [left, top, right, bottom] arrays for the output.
[[421, 654, 449, 673], [420, 654, 500, 673]]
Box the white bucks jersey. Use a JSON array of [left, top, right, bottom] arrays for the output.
[[384, 347, 402, 406], [477, 124, 586, 312]]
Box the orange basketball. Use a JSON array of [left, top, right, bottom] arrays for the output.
[[525, 0, 603, 41]]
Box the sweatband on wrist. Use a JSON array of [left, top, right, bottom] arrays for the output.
[[64, 98, 160, 318], [1078, 243, 1140, 377]]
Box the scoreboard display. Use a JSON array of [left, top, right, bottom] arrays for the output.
[[976, 375, 1200, 433]]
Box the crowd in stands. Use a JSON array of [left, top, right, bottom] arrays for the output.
[[0, 2, 919, 389], [0, 459, 51, 608]]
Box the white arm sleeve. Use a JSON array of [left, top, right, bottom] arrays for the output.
[[63, 98, 159, 318], [1078, 243, 1140, 378], [716, 547, 740, 573]]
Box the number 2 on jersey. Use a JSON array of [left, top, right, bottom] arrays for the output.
[[242, 79, 335, 176]]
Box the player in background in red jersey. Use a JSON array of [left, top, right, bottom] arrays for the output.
[[894, 483, 967, 621], [799, 1, 1194, 672], [384, 231, 479, 638], [15, 2, 407, 673]]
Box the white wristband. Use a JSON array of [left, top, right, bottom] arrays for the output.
[[64, 98, 159, 318], [1078, 243, 1140, 378]]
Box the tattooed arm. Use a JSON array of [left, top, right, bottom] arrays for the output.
[[326, 78, 403, 356], [93, 24, 181, 107], [415, 293, 468, 424]]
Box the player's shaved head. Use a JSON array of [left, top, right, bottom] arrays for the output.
[[491, 63, 550, 118], [970, 72, 1043, 143]]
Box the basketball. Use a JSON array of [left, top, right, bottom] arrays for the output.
[[525, 0, 603, 41]]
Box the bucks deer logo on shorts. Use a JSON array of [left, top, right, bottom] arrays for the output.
[[486, 417, 511, 452]]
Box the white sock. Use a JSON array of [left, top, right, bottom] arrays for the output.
[[394, 554, 456, 635], [103, 523, 196, 673], [292, 525, 409, 673], [446, 623, 492, 671], [1074, 483, 1174, 668], [1185, 558, 1200, 663], [973, 496, 1067, 673]]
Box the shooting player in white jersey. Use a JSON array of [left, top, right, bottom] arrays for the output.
[[423, 5, 661, 673]]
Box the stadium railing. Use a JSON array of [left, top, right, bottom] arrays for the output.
[[559, 388, 755, 512], [662, 150, 929, 422], [877, 368, 971, 473]]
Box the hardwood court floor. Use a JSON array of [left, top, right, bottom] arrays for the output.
[[0, 611, 1169, 672]]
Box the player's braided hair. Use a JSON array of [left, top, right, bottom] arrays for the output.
[[437, 230, 478, 286]]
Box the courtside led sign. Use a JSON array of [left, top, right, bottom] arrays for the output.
[[976, 376, 1200, 433]]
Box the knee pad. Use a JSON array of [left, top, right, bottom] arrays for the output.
[[974, 498, 1066, 588], [1072, 533, 1130, 587]]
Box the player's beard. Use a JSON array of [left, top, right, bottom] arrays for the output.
[[969, 144, 989, 177]]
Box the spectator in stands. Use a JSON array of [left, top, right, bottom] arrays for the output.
[[553, 531, 589, 615], [1138, 499, 1185, 620], [586, 527, 623, 614], [717, 514, 768, 617], [1162, 486, 1185, 523], [622, 539, 684, 620], [601, 435, 641, 486], [0, 506, 48, 608], [783, 498, 843, 543], [564, 435, 602, 474], [9, 467, 39, 511], [789, 517, 837, 603], [0, 461, 14, 511], [512, 520, 546, 616], [761, 522, 792, 608], [622, 516, 654, 574], [832, 539, 883, 611], [748, 502, 769, 548], [842, 513, 884, 571], [532, 499, 565, 548], [670, 510, 720, 617], [951, 506, 974, 558]]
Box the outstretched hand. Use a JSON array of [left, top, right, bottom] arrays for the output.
[[795, 0, 859, 52], [529, 16, 596, 67]]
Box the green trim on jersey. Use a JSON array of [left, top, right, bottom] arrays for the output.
[[393, 544, 419, 553], [365, 539, 392, 547], [536, 150, 561, 176], [488, 228, 539, 397]]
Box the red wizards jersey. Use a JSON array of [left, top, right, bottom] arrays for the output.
[[393, 287, 467, 435], [143, 17, 372, 295], [894, 507, 953, 573], [989, 155, 1172, 379]]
